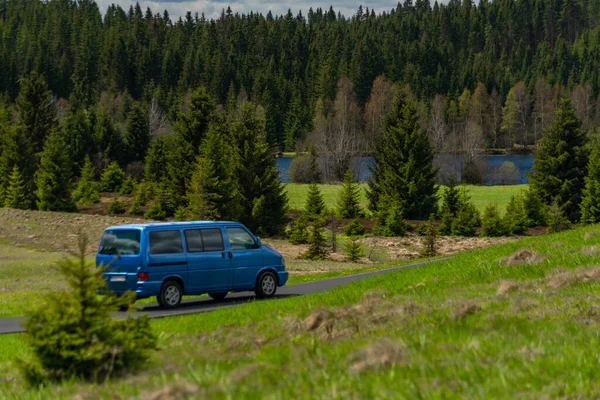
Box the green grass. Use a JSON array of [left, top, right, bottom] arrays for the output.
[[284, 183, 527, 213], [2, 225, 600, 398]]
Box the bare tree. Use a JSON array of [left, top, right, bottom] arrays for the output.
[[469, 83, 491, 147], [489, 88, 503, 148], [502, 81, 531, 146], [364, 75, 396, 150], [148, 98, 170, 138], [571, 83, 594, 132], [310, 77, 362, 182], [427, 94, 447, 153]]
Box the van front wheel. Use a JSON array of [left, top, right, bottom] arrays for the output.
[[158, 281, 182, 309], [255, 271, 277, 299]]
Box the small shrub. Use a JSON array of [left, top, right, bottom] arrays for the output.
[[546, 200, 571, 234], [173, 206, 189, 221], [119, 176, 136, 195], [19, 234, 157, 384], [301, 224, 328, 260], [344, 237, 364, 262], [440, 178, 460, 217], [523, 188, 547, 227], [503, 195, 527, 234], [288, 154, 321, 183], [381, 201, 406, 237], [480, 204, 508, 237], [337, 170, 362, 219], [451, 204, 480, 237], [438, 211, 454, 236], [100, 162, 125, 192], [494, 161, 520, 185], [344, 219, 366, 236], [108, 198, 126, 215], [288, 217, 309, 245], [305, 183, 326, 219], [72, 157, 100, 207], [4, 165, 30, 209], [420, 215, 438, 257], [144, 202, 167, 220]]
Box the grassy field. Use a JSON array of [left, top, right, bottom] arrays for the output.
[[2, 223, 600, 398], [284, 183, 527, 213]]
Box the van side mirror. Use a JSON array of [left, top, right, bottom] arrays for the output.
[[255, 237, 262, 248]]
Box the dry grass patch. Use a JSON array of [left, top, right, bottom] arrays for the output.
[[452, 300, 480, 320], [581, 246, 600, 256], [496, 280, 520, 295], [546, 267, 600, 289], [141, 381, 200, 400], [501, 248, 547, 266], [348, 338, 404, 373]]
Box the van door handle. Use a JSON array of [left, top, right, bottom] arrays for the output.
[[228, 251, 233, 259], [222, 252, 226, 259]]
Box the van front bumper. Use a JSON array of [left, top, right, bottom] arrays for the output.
[[278, 271, 289, 286]]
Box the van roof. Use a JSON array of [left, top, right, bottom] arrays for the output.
[[104, 221, 241, 230]]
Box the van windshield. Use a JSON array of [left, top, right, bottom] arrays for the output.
[[99, 230, 141, 255]]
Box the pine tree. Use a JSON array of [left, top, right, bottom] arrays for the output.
[[63, 109, 96, 175], [523, 188, 547, 227], [231, 102, 288, 236], [100, 162, 125, 192], [72, 156, 100, 206], [420, 215, 438, 257], [302, 223, 328, 260], [367, 93, 438, 220], [529, 99, 588, 222], [480, 205, 508, 237], [174, 87, 215, 153], [441, 178, 461, 217], [35, 130, 77, 212], [305, 183, 326, 218], [186, 157, 221, 220], [0, 126, 35, 209], [504, 195, 527, 234], [337, 169, 362, 219], [4, 166, 28, 209], [95, 109, 124, 165], [124, 103, 150, 163], [580, 130, 600, 223], [344, 236, 364, 262]]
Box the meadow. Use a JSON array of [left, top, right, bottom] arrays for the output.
[[1, 221, 600, 398], [284, 183, 527, 213]]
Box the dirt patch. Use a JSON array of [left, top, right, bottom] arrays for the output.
[[228, 363, 266, 384], [581, 246, 600, 256], [501, 249, 547, 266], [349, 338, 404, 373], [496, 280, 519, 295], [546, 267, 600, 289], [452, 300, 480, 320], [585, 230, 599, 241], [140, 381, 199, 400]]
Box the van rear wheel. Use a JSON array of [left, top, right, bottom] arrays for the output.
[[158, 281, 182, 309], [209, 292, 228, 301], [255, 271, 277, 299]]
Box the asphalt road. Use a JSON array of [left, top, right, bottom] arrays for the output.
[[0, 256, 451, 335]]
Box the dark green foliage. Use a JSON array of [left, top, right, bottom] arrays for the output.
[[63, 109, 96, 174], [174, 87, 215, 153], [480, 205, 508, 237], [344, 219, 366, 236], [368, 93, 438, 220], [288, 152, 321, 184], [187, 157, 221, 221], [144, 134, 174, 184], [144, 202, 167, 221], [337, 170, 362, 219], [438, 212, 454, 236], [450, 193, 481, 237], [20, 234, 157, 384], [441, 179, 461, 217], [374, 199, 406, 237], [124, 103, 149, 163], [504, 195, 527, 234], [301, 224, 328, 260], [16, 72, 57, 155], [35, 130, 76, 212], [305, 183, 326, 219], [580, 130, 600, 223], [107, 198, 126, 215], [288, 216, 309, 245], [546, 200, 572, 234], [95, 109, 124, 165], [231, 102, 288, 236], [72, 156, 100, 206], [0, 125, 36, 208], [523, 188, 547, 227], [128, 181, 152, 215], [529, 99, 588, 222], [4, 166, 29, 209], [420, 215, 438, 257], [344, 237, 364, 262], [100, 162, 125, 192]]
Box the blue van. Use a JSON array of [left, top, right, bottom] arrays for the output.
[[96, 221, 288, 308]]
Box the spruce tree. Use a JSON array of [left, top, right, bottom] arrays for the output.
[[100, 162, 125, 192], [305, 183, 326, 218], [35, 130, 77, 212], [72, 156, 100, 206], [337, 169, 362, 219], [124, 103, 150, 163], [0, 126, 36, 208], [367, 93, 438, 220], [95, 109, 124, 165], [231, 102, 288, 236], [174, 87, 215, 152], [5, 166, 28, 209], [302, 223, 328, 260], [529, 99, 588, 222], [63, 109, 96, 175], [580, 130, 600, 223], [441, 178, 461, 217], [186, 157, 221, 220]]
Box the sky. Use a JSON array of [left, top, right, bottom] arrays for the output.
[[95, 0, 403, 20]]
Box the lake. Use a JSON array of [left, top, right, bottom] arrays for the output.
[[276, 154, 535, 185]]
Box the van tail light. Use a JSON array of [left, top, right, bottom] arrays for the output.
[[137, 272, 148, 281]]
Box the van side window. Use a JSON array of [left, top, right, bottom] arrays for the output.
[[201, 228, 224, 252], [226, 227, 257, 250], [184, 230, 203, 252], [149, 230, 183, 254]]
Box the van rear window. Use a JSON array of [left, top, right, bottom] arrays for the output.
[[99, 230, 141, 255]]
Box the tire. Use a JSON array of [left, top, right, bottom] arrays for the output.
[[255, 271, 278, 299], [158, 280, 183, 309], [209, 292, 228, 301]]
